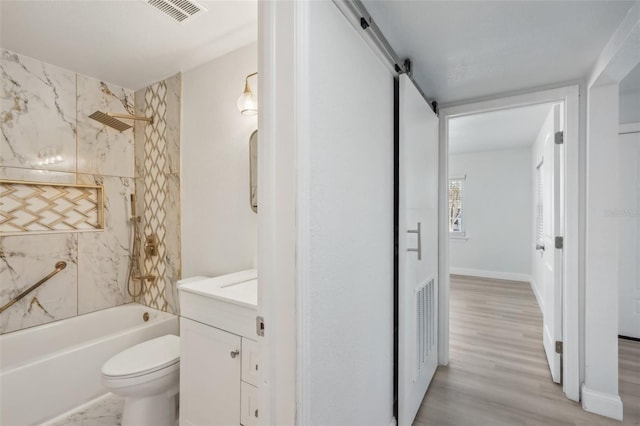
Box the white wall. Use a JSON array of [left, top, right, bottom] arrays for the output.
[[618, 130, 640, 337], [583, 83, 622, 418], [182, 43, 258, 278], [581, 2, 640, 418], [297, 1, 394, 424], [620, 89, 640, 124], [530, 108, 554, 309], [449, 148, 532, 281]]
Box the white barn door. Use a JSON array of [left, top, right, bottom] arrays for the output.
[[398, 74, 439, 426], [542, 104, 564, 383]]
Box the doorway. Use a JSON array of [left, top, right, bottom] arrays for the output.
[[438, 86, 581, 401]]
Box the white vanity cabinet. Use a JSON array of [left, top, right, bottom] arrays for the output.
[[178, 271, 260, 426], [240, 339, 260, 425], [179, 318, 241, 426]]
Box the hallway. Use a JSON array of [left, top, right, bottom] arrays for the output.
[[414, 275, 640, 426]]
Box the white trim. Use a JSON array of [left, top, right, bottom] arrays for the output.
[[530, 279, 544, 314], [389, 418, 397, 426], [450, 268, 531, 283], [295, 1, 311, 424], [439, 84, 581, 402], [448, 233, 468, 240], [581, 385, 623, 421], [619, 122, 640, 134], [257, 2, 297, 424], [438, 101, 450, 366]]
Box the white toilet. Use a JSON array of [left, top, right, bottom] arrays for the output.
[[102, 334, 180, 426]]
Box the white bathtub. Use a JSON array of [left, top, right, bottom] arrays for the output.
[[0, 303, 179, 426]]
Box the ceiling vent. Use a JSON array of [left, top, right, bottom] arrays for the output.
[[146, 0, 207, 23]]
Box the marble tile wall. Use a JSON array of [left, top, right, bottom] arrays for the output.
[[134, 73, 182, 314], [0, 49, 136, 333]]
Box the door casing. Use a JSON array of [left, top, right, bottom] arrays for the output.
[[438, 85, 581, 402]]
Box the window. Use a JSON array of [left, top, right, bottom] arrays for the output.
[[449, 177, 465, 235]]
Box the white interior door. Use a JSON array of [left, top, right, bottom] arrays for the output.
[[618, 130, 640, 339], [542, 104, 564, 383], [398, 74, 439, 426]]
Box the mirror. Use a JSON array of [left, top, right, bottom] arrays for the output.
[[250, 130, 258, 213]]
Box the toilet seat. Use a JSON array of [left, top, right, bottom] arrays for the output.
[[102, 362, 180, 390], [102, 335, 180, 380]]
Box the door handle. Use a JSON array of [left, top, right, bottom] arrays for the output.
[[230, 349, 240, 359], [407, 222, 422, 260], [536, 243, 545, 251]]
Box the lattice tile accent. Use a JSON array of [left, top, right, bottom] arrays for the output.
[[0, 180, 104, 235], [142, 81, 168, 311]]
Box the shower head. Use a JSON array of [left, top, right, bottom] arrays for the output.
[[89, 111, 132, 132], [89, 111, 153, 132]]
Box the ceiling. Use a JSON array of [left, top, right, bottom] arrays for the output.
[[363, 1, 635, 105], [449, 103, 555, 155], [1, 1, 634, 102], [0, 0, 257, 90]]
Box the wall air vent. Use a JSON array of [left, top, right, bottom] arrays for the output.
[[146, 0, 207, 23]]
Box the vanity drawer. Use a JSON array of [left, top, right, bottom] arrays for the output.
[[241, 338, 260, 386], [241, 381, 259, 426]]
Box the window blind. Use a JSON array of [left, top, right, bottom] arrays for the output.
[[536, 161, 544, 245]]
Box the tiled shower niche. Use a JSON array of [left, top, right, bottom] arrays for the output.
[[0, 180, 105, 235]]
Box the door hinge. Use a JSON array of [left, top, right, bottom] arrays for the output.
[[256, 316, 265, 337], [555, 131, 564, 144], [555, 341, 563, 354], [555, 236, 564, 249]]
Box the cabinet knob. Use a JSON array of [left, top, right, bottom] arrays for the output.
[[230, 349, 240, 359], [255, 409, 259, 418]]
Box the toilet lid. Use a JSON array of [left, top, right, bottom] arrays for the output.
[[102, 335, 180, 378]]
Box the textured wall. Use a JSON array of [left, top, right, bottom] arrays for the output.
[[0, 49, 136, 333], [182, 43, 257, 278], [299, 2, 394, 424]]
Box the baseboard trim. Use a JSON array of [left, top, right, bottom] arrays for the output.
[[450, 268, 531, 283], [619, 334, 640, 342], [530, 279, 544, 313], [619, 122, 640, 134], [581, 385, 623, 420]]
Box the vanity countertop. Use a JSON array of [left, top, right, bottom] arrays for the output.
[[178, 269, 257, 310], [178, 270, 258, 338], [179, 278, 257, 309]]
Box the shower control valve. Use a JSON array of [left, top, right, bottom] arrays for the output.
[[144, 234, 158, 257]]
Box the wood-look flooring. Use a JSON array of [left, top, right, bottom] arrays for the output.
[[413, 275, 640, 426]]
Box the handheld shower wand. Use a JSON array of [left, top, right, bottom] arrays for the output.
[[127, 193, 144, 299]]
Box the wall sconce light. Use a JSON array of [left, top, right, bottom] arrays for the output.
[[237, 72, 258, 116]]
